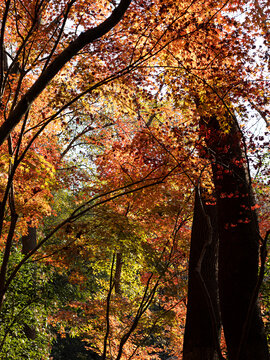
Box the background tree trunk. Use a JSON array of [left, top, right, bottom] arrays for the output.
[[22, 226, 37, 255], [183, 188, 220, 360], [114, 252, 123, 294]]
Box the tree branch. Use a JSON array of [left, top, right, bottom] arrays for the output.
[[0, 0, 132, 145]]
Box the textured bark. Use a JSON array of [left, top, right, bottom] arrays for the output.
[[183, 188, 220, 360], [204, 116, 269, 360]]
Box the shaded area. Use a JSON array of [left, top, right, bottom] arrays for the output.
[[50, 333, 101, 360]]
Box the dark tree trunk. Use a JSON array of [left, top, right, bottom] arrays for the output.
[[114, 252, 123, 294], [183, 188, 220, 360], [203, 116, 269, 360], [22, 226, 37, 255]]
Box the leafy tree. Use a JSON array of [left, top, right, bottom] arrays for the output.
[[0, 0, 269, 359]]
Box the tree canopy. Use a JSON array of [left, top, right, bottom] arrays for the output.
[[0, 0, 269, 359]]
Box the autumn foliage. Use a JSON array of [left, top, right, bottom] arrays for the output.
[[0, 0, 269, 359]]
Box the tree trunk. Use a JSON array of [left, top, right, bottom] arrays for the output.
[[183, 188, 220, 360], [22, 226, 37, 255], [203, 116, 269, 360], [114, 252, 123, 295]]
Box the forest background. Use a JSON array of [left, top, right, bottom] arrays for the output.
[[0, 0, 269, 359]]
